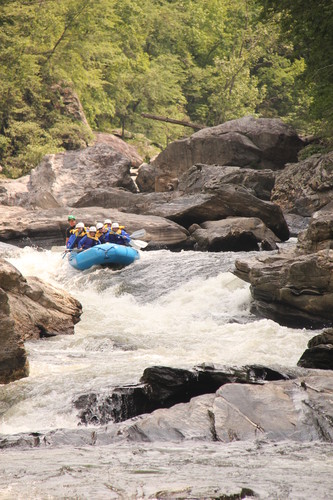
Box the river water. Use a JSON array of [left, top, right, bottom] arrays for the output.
[[0, 245, 332, 499]]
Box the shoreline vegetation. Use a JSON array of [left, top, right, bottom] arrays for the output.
[[0, 0, 332, 178]]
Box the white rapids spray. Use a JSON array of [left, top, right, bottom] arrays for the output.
[[0, 246, 314, 435]]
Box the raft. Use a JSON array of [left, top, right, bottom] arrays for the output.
[[68, 243, 140, 271]]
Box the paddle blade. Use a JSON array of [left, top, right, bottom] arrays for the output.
[[130, 229, 146, 239], [129, 239, 149, 249]]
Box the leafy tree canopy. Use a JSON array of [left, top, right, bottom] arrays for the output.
[[0, 0, 330, 177]]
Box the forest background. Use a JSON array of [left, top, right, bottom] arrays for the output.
[[0, 0, 332, 178]]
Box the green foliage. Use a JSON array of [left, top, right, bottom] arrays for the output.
[[0, 0, 330, 177]]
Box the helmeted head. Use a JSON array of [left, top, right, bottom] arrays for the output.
[[111, 222, 119, 230], [104, 219, 112, 226], [88, 226, 97, 234], [76, 222, 85, 229], [68, 215, 76, 226], [96, 222, 104, 231]]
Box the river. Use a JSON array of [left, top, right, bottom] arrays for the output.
[[0, 245, 332, 499]]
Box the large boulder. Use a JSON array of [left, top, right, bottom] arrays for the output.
[[272, 152, 333, 216], [189, 217, 279, 252], [74, 364, 293, 425], [0, 205, 189, 249], [145, 185, 289, 241], [178, 164, 275, 200], [234, 249, 333, 329], [120, 373, 333, 443], [0, 140, 139, 208], [139, 116, 304, 192], [0, 259, 82, 383]]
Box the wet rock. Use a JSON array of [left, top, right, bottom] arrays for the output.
[[120, 373, 333, 443], [298, 329, 333, 369], [0, 259, 82, 383], [74, 364, 292, 426], [147, 116, 303, 193], [234, 249, 333, 329], [189, 217, 279, 252], [272, 152, 333, 216]]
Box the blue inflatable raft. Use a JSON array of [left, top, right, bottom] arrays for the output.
[[68, 243, 140, 271]]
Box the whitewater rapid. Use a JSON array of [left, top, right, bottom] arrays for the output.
[[0, 246, 314, 436], [2, 245, 332, 500]]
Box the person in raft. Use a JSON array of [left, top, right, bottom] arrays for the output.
[[78, 226, 101, 250], [96, 222, 109, 244], [65, 215, 76, 245], [107, 222, 131, 246], [66, 222, 86, 249]]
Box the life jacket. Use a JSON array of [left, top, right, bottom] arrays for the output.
[[78, 234, 100, 250], [107, 229, 130, 246], [66, 228, 87, 249]]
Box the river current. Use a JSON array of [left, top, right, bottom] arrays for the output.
[[0, 245, 332, 499]]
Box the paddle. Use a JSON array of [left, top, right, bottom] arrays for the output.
[[129, 239, 148, 249], [129, 229, 146, 239]]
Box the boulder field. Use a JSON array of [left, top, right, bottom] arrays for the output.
[[1, 115, 333, 386]]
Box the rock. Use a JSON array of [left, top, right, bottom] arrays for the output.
[[297, 203, 333, 254], [234, 249, 333, 329], [148, 116, 304, 192], [0, 143, 138, 208], [93, 132, 143, 167], [177, 164, 275, 201], [0, 259, 82, 383], [136, 162, 156, 192], [189, 217, 279, 252], [284, 213, 311, 238], [0, 288, 28, 384], [0, 259, 82, 341], [0, 205, 190, 249], [50, 83, 91, 128], [272, 152, 333, 216], [145, 185, 289, 241], [297, 329, 333, 369], [74, 364, 292, 426], [120, 373, 333, 443]]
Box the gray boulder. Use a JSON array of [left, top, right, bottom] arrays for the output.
[[145, 185, 289, 241], [297, 202, 333, 254], [189, 217, 279, 252], [120, 374, 333, 443], [0, 205, 189, 249], [140, 116, 303, 192], [234, 249, 333, 329], [0, 140, 139, 208], [178, 164, 275, 200], [272, 152, 333, 216]]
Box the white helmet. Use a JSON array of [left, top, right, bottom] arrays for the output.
[[104, 219, 112, 224], [76, 222, 85, 229], [96, 222, 104, 230], [89, 226, 97, 232], [111, 222, 119, 230]]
